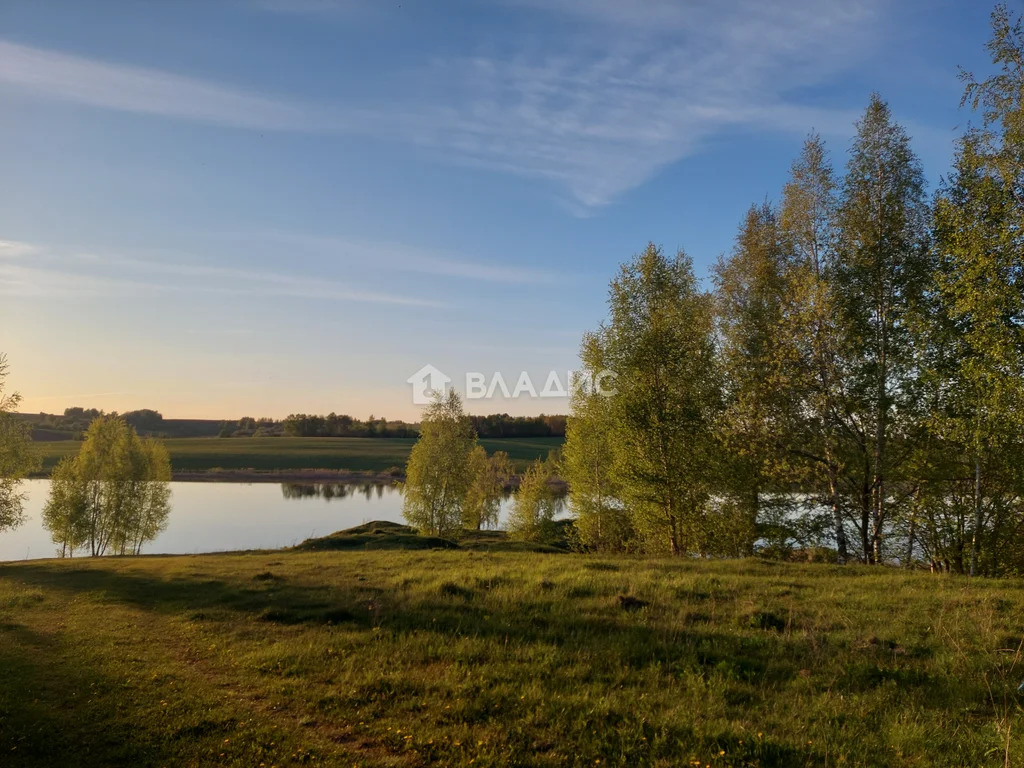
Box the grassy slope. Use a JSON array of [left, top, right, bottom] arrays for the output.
[[2, 549, 1022, 767], [32, 436, 564, 475]]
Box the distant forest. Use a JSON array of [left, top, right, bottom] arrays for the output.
[[21, 407, 567, 440]]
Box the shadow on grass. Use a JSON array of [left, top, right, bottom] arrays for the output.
[[0, 562, 374, 629], [2, 559, 965, 767], [0, 621, 171, 766]]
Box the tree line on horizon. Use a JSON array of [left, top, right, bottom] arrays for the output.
[[22, 407, 568, 440], [281, 412, 566, 439]]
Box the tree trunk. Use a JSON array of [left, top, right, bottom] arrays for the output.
[[860, 472, 872, 564], [827, 465, 847, 564], [905, 516, 915, 568], [970, 453, 982, 577], [872, 390, 886, 565]]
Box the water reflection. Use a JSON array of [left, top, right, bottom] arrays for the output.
[[281, 482, 397, 501], [1, 480, 570, 562], [2, 479, 410, 562], [280, 482, 567, 504]]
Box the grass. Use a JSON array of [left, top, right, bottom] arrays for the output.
[[293, 521, 571, 554], [31, 436, 564, 476], [2, 540, 1024, 766]]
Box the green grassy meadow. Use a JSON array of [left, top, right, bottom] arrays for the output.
[[2, 544, 1023, 767], [32, 437, 563, 476]]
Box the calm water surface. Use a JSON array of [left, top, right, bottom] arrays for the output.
[[1, 480, 417, 561]]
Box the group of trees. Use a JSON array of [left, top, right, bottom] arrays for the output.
[[563, 7, 1024, 574], [281, 413, 417, 438], [43, 417, 173, 556], [401, 391, 564, 541], [469, 414, 566, 438], [402, 391, 516, 535], [24, 407, 568, 443]]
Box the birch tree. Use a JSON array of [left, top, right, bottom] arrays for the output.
[[462, 446, 512, 530], [777, 135, 864, 562], [402, 390, 476, 536], [713, 202, 793, 552], [924, 133, 1024, 575], [42, 416, 171, 556], [507, 456, 561, 544], [563, 336, 630, 551], [598, 244, 724, 555], [834, 95, 931, 563]]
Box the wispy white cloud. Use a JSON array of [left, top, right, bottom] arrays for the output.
[[0, 0, 886, 207], [0, 262, 160, 298], [0, 240, 440, 306], [400, 0, 882, 206], [0, 40, 315, 131], [242, 232, 557, 284], [0, 239, 38, 259], [248, 0, 885, 206]]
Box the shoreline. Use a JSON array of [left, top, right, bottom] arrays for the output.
[[28, 468, 568, 491], [167, 469, 406, 484]]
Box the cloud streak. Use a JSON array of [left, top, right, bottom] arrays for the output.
[[0, 1, 885, 207], [0, 239, 38, 258], [403, 0, 881, 206], [244, 232, 557, 285], [0, 241, 440, 306], [0, 40, 314, 131]]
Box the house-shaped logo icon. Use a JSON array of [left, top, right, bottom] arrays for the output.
[[406, 364, 452, 405]]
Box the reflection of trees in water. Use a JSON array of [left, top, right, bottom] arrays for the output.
[[281, 482, 566, 506], [498, 487, 567, 507], [280, 482, 396, 501]]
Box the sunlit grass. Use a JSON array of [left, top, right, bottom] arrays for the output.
[[1, 550, 1022, 766]]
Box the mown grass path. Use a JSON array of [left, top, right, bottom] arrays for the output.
[[1, 552, 1022, 766]]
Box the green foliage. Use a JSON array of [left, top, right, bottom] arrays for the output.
[[41, 416, 172, 556], [402, 390, 476, 536], [507, 457, 562, 543], [961, 3, 1024, 215], [562, 366, 631, 551], [712, 202, 792, 552], [570, 244, 725, 556], [42, 457, 90, 556], [0, 354, 39, 532], [462, 446, 512, 530], [912, 131, 1024, 575], [777, 134, 855, 563], [834, 94, 932, 564]]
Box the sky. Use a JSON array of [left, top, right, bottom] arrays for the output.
[[0, 0, 1005, 420]]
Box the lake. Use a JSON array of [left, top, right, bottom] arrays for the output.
[[1, 479, 421, 561]]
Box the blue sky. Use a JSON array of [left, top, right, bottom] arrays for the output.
[[0, 0, 1001, 419]]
